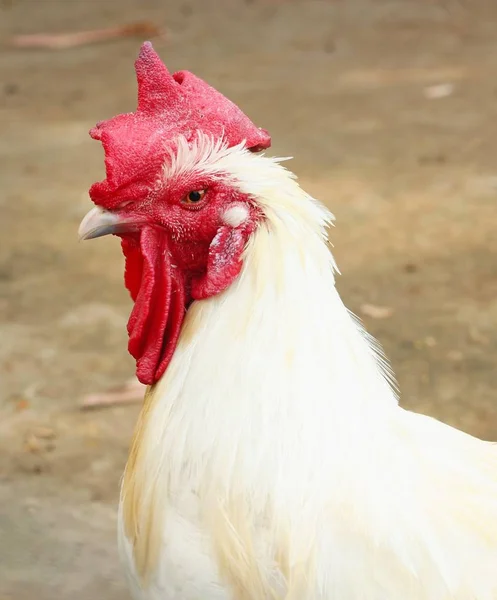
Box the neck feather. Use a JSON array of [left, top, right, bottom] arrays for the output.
[[148, 163, 398, 488]]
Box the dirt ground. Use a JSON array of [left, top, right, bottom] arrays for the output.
[[0, 0, 496, 597]]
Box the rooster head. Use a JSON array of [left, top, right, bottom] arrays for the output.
[[79, 42, 271, 386]]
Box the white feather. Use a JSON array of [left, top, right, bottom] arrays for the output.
[[119, 135, 497, 600]]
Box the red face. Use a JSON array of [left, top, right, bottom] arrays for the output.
[[79, 168, 261, 386]]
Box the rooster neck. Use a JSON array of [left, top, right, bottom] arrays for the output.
[[144, 191, 399, 483]]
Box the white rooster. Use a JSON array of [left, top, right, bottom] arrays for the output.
[[79, 42, 497, 600]]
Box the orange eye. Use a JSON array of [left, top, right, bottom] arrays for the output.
[[182, 189, 206, 207]]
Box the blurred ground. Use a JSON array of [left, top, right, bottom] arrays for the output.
[[1, 0, 496, 598]]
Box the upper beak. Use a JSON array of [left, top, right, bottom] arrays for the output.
[[78, 206, 136, 241]]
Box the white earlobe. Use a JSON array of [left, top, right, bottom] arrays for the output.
[[221, 204, 249, 228]]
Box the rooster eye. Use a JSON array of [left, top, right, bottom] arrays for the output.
[[182, 189, 206, 207]]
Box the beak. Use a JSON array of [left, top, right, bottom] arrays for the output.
[[78, 206, 137, 241]]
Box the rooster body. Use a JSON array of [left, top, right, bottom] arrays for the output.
[[116, 142, 497, 600], [79, 44, 497, 600]]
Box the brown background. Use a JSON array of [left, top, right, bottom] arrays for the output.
[[1, 0, 496, 598]]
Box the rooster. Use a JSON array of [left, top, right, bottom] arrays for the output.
[[79, 42, 497, 600]]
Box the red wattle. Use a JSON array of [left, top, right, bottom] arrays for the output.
[[122, 236, 143, 302], [122, 227, 186, 385]]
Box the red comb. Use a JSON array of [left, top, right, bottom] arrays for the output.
[[89, 42, 271, 208]]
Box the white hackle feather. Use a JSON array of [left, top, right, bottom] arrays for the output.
[[119, 133, 497, 600]]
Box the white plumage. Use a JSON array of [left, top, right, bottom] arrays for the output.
[[117, 136, 497, 600]]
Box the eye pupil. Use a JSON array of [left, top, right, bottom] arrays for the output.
[[182, 189, 206, 208], [188, 190, 202, 202]]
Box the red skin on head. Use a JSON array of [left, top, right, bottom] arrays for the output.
[[88, 43, 270, 385]]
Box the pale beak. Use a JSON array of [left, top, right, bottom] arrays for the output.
[[78, 206, 136, 241]]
